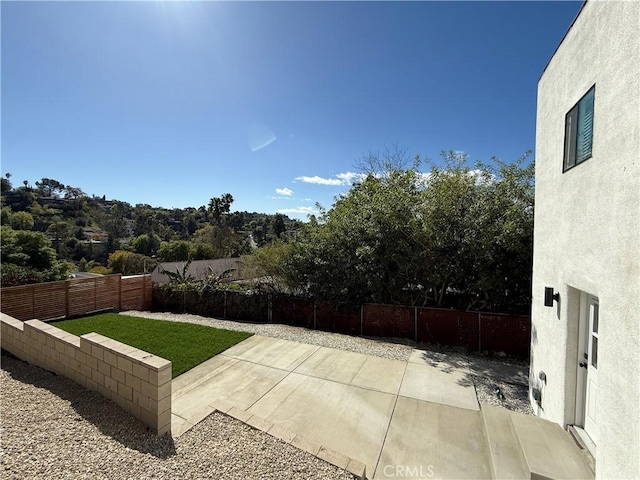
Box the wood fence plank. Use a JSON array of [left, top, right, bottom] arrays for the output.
[[1, 274, 152, 321]]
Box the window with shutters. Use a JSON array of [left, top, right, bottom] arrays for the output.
[[563, 85, 595, 171]]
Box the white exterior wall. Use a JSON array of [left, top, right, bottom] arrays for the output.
[[531, 1, 639, 478]]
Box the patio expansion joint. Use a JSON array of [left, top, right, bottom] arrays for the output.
[[172, 357, 240, 399], [287, 344, 323, 370], [219, 353, 297, 374], [289, 370, 402, 397], [216, 406, 367, 480], [172, 412, 189, 422], [371, 360, 409, 479], [245, 367, 296, 411], [395, 395, 480, 412]]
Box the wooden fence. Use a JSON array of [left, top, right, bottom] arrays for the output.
[[0, 274, 152, 321], [153, 289, 531, 359]]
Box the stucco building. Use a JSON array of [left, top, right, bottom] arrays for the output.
[[530, 1, 639, 478]]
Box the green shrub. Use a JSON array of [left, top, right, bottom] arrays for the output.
[[89, 266, 111, 275]]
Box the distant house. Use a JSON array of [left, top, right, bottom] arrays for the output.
[[530, 1, 639, 478], [81, 228, 108, 243], [124, 224, 135, 238], [151, 257, 246, 284]]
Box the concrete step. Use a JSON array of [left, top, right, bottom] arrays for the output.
[[509, 410, 595, 480], [567, 426, 596, 475], [481, 404, 529, 479], [482, 405, 594, 480]]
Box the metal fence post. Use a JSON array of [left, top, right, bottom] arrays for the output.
[[64, 281, 69, 317], [313, 302, 317, 330], [117, 274, 122, 311], [224, 290, 227, 319], [478, 312, 482, 352], [360, 305, 364, 336], [268, 294, 273, 323], [414, 307, 418, 343]]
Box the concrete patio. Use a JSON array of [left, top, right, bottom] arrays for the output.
[[171, 335, 593, 479]]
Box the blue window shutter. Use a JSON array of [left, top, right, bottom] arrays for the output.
[[576, 87, 595, 163]]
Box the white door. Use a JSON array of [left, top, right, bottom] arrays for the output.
[[583, 296, 599, 442]]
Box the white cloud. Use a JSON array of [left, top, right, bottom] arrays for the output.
[[336, 171, 367, 184], [295, 171, 366, 187], [276, 206, 318, 215], [275, 187, 294, 196], [417, 172, 432, 187], [295, 175, 342, 186]]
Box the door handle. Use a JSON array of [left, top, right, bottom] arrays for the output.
[[579, 362, 588, 369]]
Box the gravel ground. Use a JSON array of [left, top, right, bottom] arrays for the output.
[[121, 311, 415, 361], [0, 355, 355, 480], [121, 310, 533, 415]]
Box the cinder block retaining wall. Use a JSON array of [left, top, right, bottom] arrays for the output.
[[0, 313, 172, 435]]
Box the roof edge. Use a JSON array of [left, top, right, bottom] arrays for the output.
[[539, 0, 589, 82]]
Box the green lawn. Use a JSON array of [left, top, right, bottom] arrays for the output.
[[52, 313, 252, 378]]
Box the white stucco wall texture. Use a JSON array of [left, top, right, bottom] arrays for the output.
[[531, 1, 639, 478]]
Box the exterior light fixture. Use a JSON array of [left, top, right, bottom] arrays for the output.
[[544, 287, 560, 307], [538, 371, 547, 384]]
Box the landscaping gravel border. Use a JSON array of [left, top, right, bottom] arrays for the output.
[[0, 355, 355, 480], [121, 310, 534, 415]]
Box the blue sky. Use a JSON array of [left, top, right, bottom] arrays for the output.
[[2, 1, 582, 220]]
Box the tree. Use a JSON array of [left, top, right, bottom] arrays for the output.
[[273, 214, 286, 239], [1, 207, 11, 226], [278, 149, 534, 312], [133, 205, 155, 236], [0, 226, 71, 285], [106, 201, 129, 252], [417, 152, 483, 306], [468, 152, 534, 311], [1, 173, 12, 193], [47, 221, 70, 257], [245, 241, 296, 293], [1, 226, 58, 269], [130, 233, 161, 257], [4, 187, 37, 212], [226, 212, 244, 232], [9, 211, 35, 230], [185, 214, 199, 236], [253, 225, 265, 245], [28, 203, 61, 232], [64, 185, 85, 200], [108, 250, 156, 275], [77, 257, 96, 272], [192, 223, 250, 259], [208, 193, 234, 226], [35, 178, 65, 197], [158, 240, 195, 262], [286, 166, 429, 305], [354, 143, 414, 175]]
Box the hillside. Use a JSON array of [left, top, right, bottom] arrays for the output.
[[1, 175, 303, 284]]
